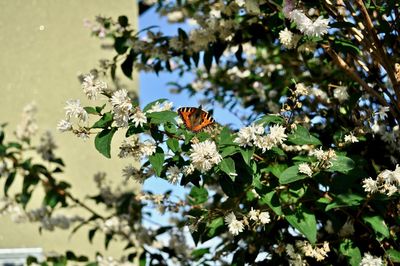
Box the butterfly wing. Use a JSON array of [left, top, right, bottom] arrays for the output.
[[177, 107, 215, 132]]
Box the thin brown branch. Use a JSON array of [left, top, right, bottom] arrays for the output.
[[321, 43, 399, 122]]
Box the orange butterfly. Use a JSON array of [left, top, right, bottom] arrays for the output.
[[177, 106, 215, 132]]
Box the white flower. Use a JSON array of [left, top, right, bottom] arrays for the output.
[[16, 102, 38, 141], [227, 66, 251, 78], [279, 28, 300, 49], [234, 124, 264, 147], [81, 73, 107, 100], [131, 108, 147, 127], [189, 140, 222, 172], [64, 99, 88, 123], [111, 89, 132, 127], [311, 87, 328, 100], [294, 83, 309, 96], [375, 106, 389, 120], [360, 253, 383, 266], [140, 141, 156, 157], [344, 133, 359, 143], [268, 124, 287, 145], [254, 135, 274, 152], [235, 0, 245, 7], [147, 101, 173, 113], [259, 211, 271, 224], [290, 9, 329, 37], [167, 10, 184, 23], [183, 164, 195, 176], [166, 165, 181, 184], [333, 86, 349, 102], [224, 212, 244, 236], [305, 16, 329, 37], [298, 163, 313, 177], [248, 208, 259, 221], [74, 128, 90, 141], [57, 119, 72, 132]]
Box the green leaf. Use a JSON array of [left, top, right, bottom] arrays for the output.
[[285, 207, 317, 244], [189, 187, 208, 205], [326, 156, 355, 174], [204, 48, 213, 73], [207, 217, 224, 237], [219, 158, 236, 181], [118, 15, 129, 27], [121, 49, 136, 79], [92, 112, 113, 128], [143, 99, 168, 113], [218, 127, 234, 145], [255, 115, 284, 125], [387, 249, 400, 263], [287, 126, 321, 145], [220, 146, 239, 157], [333, 39, 361, 55], [260, 190, 282, 216], [167, 138, 180, 153], [339, 239, 361, 266], [279, 165, 307, 184], [84, 106, 99, 115], [191, 248, 209, 260], [95, 128, 117, 158], [325, 193, 363, 211], [363, 215, 390, 240], [240, 148, 254, 166], [146, 111, 177, 125], [149, 147, 164, 176], [4, 171, 16, 196], [88, 228, 97, 243], [126, 124, 145, 137]]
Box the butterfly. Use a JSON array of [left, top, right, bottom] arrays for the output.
[[177, 106, 215, 132]]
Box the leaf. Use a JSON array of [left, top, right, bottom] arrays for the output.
[[279, 165, 307, 184], [285, 207, 317, 244], [191, 248, 209, 260], [95, 127, 117, 158], [92, 112, 113, 128], [84, 106, 99, 115], [167, 138, 180, 153], [260, 190, 282, 216], [207, 217, 224, 237], [240, 148, 254, 166], [325, 193, 363, 211], [146, 111, 177, 125], [219, 158, 236, 181], [333, 39, 361, 55], [218, 127, 234, 145], [287, 126, 321, 145], [203, 48, 213, 73], [118, 15, 129, 27], [339, 239, 361, 266], [189, 187, 208, 205], [363, 215, 390, 240], [326, 156, 355, 174], [4, 171, 16, 196], [255, 115, 284, 125], [387, 249, 400, 263], [126, 124, 145, 137], [121, 49, 136, 79], [149, 147, 165, 176], [88, 228, 97, 243]]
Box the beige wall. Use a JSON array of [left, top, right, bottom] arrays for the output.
[[0, 0, 138, 258]]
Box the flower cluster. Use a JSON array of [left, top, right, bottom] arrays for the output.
[[309, 147, 337, 169], [81, 73, 107, 100], [0, 198, 83, 231], [36, 131, 57, 161], [189, 140, 222, 172], [359, 252, 383, 266], [15, 102, 38, 141], [362, 165, 400, 196], [234, 123, 287, 152], [286, 240, 330, 263], [118, 136, 156, 160], [224, 209, 271, 236], [288, 9, 330, 38]]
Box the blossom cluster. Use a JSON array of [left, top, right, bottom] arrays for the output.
[[15, 102, 38, 141], [0, 198, 83, 231], [224, 209, 271, 236], [189, 140, 222, 172], [363, 165, 400, 196], [286, 240, 330, 263], [234, 123, 287, 152]]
